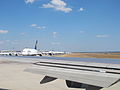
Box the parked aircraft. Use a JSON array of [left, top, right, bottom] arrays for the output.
[[42, 50, 65, 56], [0, 52, 10, 56], [0, 50, 20, 56], [21, 40, 42, 56], [0, 40, 66, 56]]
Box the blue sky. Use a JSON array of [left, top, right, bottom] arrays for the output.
[[0, 0, 120, 52]]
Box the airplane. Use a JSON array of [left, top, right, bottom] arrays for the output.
[[0, 40, 66, 56], [21, 41, 67, 56], [42, 50, 66, 56], [0, 52, 10, 56], [0, 40, 42, 56], [24, 57, 120, 90], [21, 40, 42, 56], [0, 50, 20, 56]]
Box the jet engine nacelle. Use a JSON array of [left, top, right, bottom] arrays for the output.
[[66, 80, 102, 90]]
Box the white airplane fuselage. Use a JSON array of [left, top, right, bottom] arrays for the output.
[[21, 48, 42, 56]]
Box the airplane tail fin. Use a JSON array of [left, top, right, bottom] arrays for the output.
[[35, 40, 38, 50]]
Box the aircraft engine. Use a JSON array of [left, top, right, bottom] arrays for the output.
[[66, 80, 102, 90]]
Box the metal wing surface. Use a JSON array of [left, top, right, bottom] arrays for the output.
[[25, 58, 120, 89]]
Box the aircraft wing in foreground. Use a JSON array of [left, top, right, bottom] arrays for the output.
[[25, 59, 120, 90]]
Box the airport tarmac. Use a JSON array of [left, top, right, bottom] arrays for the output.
[[0, 57, 119, 90]]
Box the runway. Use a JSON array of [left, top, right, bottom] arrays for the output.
[[1, 56, 120, 64]]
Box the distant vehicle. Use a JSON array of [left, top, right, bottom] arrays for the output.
[[21, 40, 42, 56]]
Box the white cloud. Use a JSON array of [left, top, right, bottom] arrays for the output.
[[25, 0, 36, 4], [20, 33, 26, 36], [36, 26, 46, 30], [53, 32, 57, 38], [80, 31, 85, 34], [51, 42, 60, 45], [51, 0, 66, 6], [31, 24, 37, 27], [42, 0, 72, 13], [53, 32, 57, 35], [6, 40, 10, 42], [11, 40, 19, 45], [0, 41, 4, 44], [0, 30, 8, 34], [96, 34, 110, 38], [30, 24, 46, 30], [78, 8, 85, 12]]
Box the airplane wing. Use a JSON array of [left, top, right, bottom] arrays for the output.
[[25, 58, 120, 90]]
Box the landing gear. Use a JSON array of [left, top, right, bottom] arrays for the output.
[[38, 54, 42, 56]]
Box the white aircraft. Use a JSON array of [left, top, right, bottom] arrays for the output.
[[0, 52, 10, 56], [42, 50, 65, 56], [21, 40, 42, 56], [0, 40, 66, 56], [0, 50, 20, 56]]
